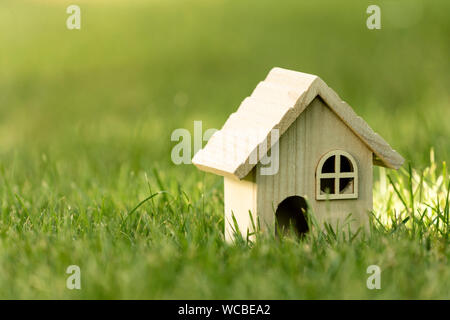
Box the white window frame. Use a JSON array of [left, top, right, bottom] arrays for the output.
[[316, 150, 358, 200]]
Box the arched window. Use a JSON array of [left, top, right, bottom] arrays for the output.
[[316, 150, 358, 200]]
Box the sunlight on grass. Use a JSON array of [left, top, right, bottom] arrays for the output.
[[374, 149, 449, 236], [0, 0, 448, 299]]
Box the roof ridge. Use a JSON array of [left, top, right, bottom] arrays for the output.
[[192, 68, 404, 179]]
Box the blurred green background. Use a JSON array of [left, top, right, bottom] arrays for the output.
[[0, 0, 448, 299], [1, 0, 449, 169]]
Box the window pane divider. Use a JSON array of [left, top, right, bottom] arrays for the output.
[[339, 172, 355, 178]]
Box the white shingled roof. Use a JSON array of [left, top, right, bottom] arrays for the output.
[[192, 67, 404, 180]]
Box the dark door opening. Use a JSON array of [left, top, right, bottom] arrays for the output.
[[275, 196, 309, 237]]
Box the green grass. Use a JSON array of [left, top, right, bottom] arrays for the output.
[[0, 0, 449, 299]]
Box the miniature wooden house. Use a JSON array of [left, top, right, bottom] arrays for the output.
[[192, 67, 404, 241]]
